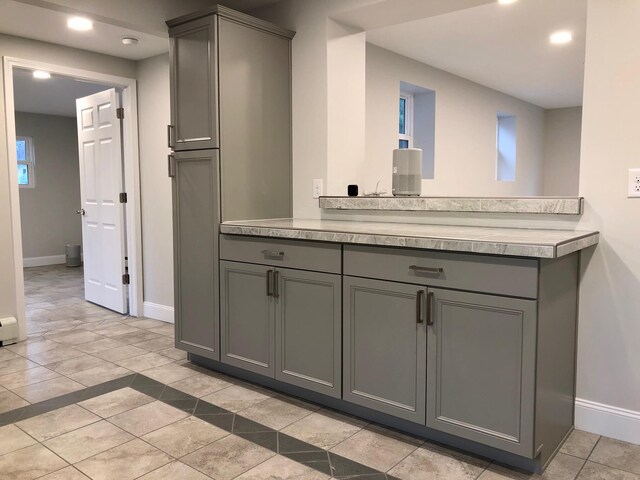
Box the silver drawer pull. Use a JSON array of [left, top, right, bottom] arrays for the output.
[[261, 250, 285, 257], [409, 265, 444, 274]]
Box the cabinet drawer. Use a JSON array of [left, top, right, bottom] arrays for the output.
[[220, 235, 342, 274], [344, 245, 538, 299]]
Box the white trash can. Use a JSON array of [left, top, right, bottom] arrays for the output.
[[65, 244, 82, 267]]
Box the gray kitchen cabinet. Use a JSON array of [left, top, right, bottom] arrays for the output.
[[171, 150, 219, 358], [343, 276, 427, 424], [168, 15, 218, 151], [167, 7, 294, 221], [219, 257, 341, 398], [426, 288, 537, 457], [275, 268, 341, 398], [220, 261, 274, 376]]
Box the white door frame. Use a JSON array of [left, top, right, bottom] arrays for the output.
[[3, 56, 144, 341]]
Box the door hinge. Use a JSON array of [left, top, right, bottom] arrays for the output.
[[122, 273, 130, 285], [119, 192, 127, 203], [116, 107, 124, 120]]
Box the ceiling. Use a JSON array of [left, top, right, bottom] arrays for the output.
[[13, 68, 112, 117], [365, 0, 587, 108], [0, 0, 283, 60]]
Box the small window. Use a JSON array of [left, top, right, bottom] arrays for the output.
[[399, 93, 413, 148], [17, 136, 35, 188], [497, 115, 516, 182]]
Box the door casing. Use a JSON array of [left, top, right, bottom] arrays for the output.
[[2, 56, 143, 340]]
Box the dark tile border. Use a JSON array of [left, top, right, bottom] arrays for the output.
[[0, 372, 400, 479]]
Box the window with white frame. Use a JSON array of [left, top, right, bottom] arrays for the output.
[[399, 92, 413, 148], [16, 136, 35, 188]]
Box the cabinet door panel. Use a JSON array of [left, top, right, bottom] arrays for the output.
[[220, 261, 274, 376], [275, 268, 341, 398], [173, 151, 219, 358], [169, 16, 218, 150], [427, 288, 536, 457], [343, 277, 427, 424]]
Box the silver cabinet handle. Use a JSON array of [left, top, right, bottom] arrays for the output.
[[167, 125, 175, 148], [76, 209, 85, 216], [261, 250, 284, 257], [168, 155, 176, 178], [416, 290, 424, 324], [409, 265, 444, 274], [273, 271, 280, 298], [266, 270, 273, 296], [426, 292, 435, 326]]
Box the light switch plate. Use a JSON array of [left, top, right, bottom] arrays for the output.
[[313, 179, 323, 199], [629, 168, 640, 197]]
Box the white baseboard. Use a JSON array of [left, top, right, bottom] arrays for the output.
[[142, 301, 174, 324], [23, 255, 66, 267], [576, 398, 640, 445]]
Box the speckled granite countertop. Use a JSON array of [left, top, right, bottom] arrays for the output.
[[220, 219, 599, 259], [319, 196, 584, 215]]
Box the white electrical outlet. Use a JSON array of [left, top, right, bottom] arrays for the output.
[[629, 168, 640, 198], [312, 179, 323, 199]]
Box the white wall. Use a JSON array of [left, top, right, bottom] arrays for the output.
[[0, 33, 135, 336], [249, 0, 382, 217], [326, 20, 366, 197], [365, 44, 546, 197], [135, 53, 174, 322], [16, 112, 82, 261], [543, 107, 582, 196], [572, 0, 640, 443]]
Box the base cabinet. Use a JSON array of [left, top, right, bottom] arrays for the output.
[[211, 239, 580, 471], [426, 288, 537, 457], [343, 277, 427, 424], [220, 261, 341, 397], [172, 151, 219, 358]]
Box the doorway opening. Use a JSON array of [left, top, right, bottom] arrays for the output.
[[3, 58, 143, 342]]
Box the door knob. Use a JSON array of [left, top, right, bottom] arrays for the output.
[[76, 209, 86, 215]]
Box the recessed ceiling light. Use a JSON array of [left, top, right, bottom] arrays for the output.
[[550, 30, 573, 45], [121, 37, 139, 46], [32, 70, 51, 79], [498, 0, 518, 5], [67, 17, 93, 31]]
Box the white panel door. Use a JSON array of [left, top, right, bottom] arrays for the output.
[[76, 89, 127, 314]]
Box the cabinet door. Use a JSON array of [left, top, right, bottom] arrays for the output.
[[275, 268, 341, 398], [426, 288, 537, 457], [343, 277, 427, 424], [220, 261, 274, 377], [172, 150, 219, 359], [169, 16, 218, 150]]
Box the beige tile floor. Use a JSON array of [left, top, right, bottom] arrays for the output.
[[0, 265, 638, 479]]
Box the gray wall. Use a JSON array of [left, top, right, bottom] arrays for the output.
[[17, 112, 82, 259], [543, 107, 582, 196]]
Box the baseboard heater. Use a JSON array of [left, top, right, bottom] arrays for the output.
[[0, 317, 18, 346]]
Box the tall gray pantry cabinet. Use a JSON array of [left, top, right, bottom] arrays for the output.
[[167, 7, 294, 358]]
